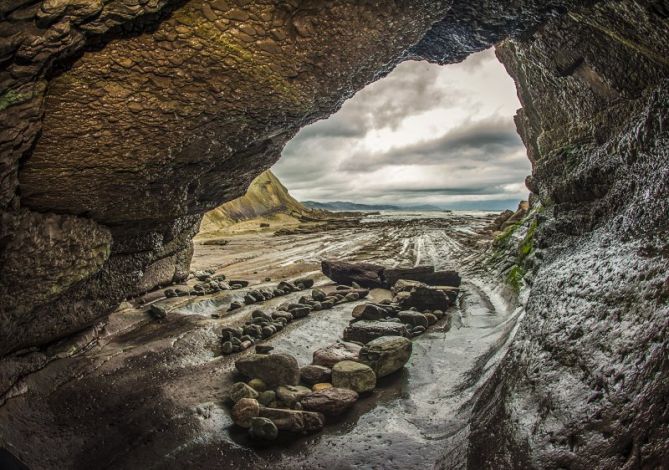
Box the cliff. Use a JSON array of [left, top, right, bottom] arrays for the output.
[[199, 170, 318, 234]]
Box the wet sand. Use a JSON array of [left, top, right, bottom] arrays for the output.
[[0, 212, 521, 470]]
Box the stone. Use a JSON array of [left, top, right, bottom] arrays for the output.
[[398, 311, 429, 328], [258, 407, 324, 433], [221, 341, 234, 354], [235, 353, 300, 388], [257, 390, 276, 406], [359, 336, 412, 378], [276, 385, 311, 405], [399, 286, 452, 311], [248, 417, 278, 441], [312, 383, 333, 392], [148, 304, 167, 319], [228, 301, 242, 311], [255, 345, 273, 354], [343, 320, 411, 344], [251, 309, 271, 321], [231, 398, 260, 428], [412, 326, 426, 336], [272, 310, 293, 322], [228, 280, 249, 288], [344, 292, 360, 301], [425, 313, 438, 325], [321, 260, 385, 288], [294, 277, 314, 289], [331, 361, 376, 393], [312, 342, 362, 368], [247, 378, 267, 392], [300, 387, 358, 416], [311, 288, 327, 301], [277, 281, 298, 292], [300, 365, 332, 386], [352, 303, 387, 320], [391, 279, 425, 294], [229, 382, 259, 403], [289, 307, 310, 319]]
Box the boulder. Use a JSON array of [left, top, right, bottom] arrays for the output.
[[399, 286, 452, 311], [312, 342, 362, 368], [352, 303, 387, 320], [300, 365, 332, 385], [149, 304, 167, 319], [359, 336, 412, 378], [231, 398, 260, 428], [235, 353, 300, 388], [398, 311, 429, 328], [312, 288, 327, 301], [259, 407, 325, 433], [331, 360, 376, 393], [342, 320, 411, 344], [229, 382, 259, 403], [300, 387, 358, 416], [249, 417, 278, 440], [321, 260, 385, 288]]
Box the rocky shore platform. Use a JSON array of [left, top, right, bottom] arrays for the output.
[[0, 212, 520, 469]]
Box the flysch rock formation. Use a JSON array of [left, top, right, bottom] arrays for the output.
[[0, 0, 667, 468], [199, 169, 321, 234]]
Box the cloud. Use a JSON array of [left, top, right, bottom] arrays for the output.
[[272, 48, 531, 210]]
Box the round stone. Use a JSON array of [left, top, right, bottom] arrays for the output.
[[249, 417, 278, 440], [231, 398, 260, 428], [331, 360, 376, 393], [229, 382, 259, 403], [248, 378, 267, 392]]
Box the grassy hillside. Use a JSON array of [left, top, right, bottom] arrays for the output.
[[199, 170, 320, 235]]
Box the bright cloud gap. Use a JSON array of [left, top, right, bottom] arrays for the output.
[[272, 48, 530, 211]]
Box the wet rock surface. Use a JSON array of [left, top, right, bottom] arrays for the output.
[[0, 213, 528, 468]]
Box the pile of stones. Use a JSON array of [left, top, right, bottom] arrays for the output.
[[342, 279, 457, 343], [228, 335, 412, 440], [221, 284, 370, 355]]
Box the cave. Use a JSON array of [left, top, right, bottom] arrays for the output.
[[0, 0, 667, 468]]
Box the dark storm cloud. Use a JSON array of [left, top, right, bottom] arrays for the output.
[[339, 117, 523, 172], [272, 49, 532, 210]]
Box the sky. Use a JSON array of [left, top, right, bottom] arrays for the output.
[[271, 48, 530, 211]]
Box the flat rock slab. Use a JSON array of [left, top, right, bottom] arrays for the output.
[[300, 387, 358, 416], [321, 260, 385, 288], [235, 353, 300, 388], [359, 336, 412, 378], [343, 320, 411, 344], [259, 407, 325, 433]]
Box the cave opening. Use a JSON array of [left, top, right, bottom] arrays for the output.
[[270, 48, 531, 213]]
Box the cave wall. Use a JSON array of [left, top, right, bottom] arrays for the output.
[[468, 1, 669, 468], [0, 0, 585, 357], [0, 0, 667, 467]]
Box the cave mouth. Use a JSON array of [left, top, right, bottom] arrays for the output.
[[271, 48, 531, 213]]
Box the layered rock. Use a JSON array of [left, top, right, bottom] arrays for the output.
[[465, 2, 669, 468]]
